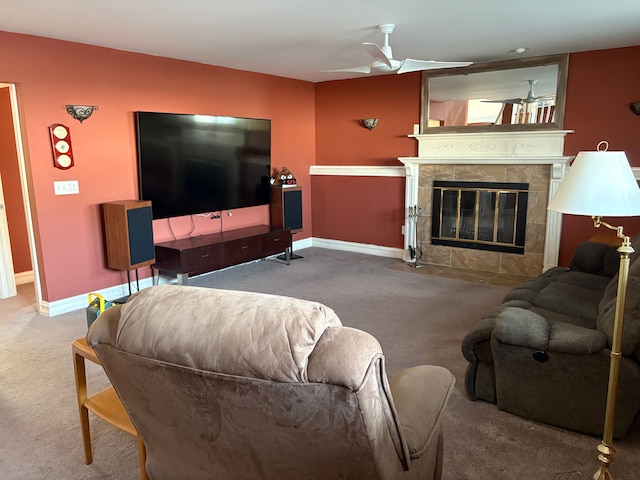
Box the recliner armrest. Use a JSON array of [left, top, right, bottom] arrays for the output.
[[389, 365, 455, 460], [493, 307, 550, 350], [547, 322, 608, 354], [493, 306, 608, 355]]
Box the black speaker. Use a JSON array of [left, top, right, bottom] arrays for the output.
[[270, 187, 303, 232], [102, 200, 155, 270]]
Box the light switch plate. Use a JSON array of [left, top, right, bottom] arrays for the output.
[[54, 180, 79, 195]]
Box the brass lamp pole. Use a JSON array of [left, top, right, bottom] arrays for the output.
[[547, 142, 640, 479], [591, 219, 633, 480]]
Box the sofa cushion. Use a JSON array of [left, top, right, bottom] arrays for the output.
[[112, 285, 342, 383], [533, 283, 601, 322], [570, 241, 612, 274], [502, 268, 567, 304], [555, 271, 612, 292]]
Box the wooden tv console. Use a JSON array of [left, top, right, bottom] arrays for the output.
[[152, 225, 291, 285]]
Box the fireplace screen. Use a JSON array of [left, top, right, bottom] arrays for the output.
[[431, 181, 528, 254]]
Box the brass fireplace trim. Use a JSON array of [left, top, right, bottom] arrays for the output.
[[432, 181, 529, 254]]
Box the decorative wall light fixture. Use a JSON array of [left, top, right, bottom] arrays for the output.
[[360, 118, 379, 131], [630, 102, 640, 116], [547, 141, 640, 479], [66, 105, 98, 123]]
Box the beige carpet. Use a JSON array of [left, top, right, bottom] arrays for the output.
[[1, 247, 638, 479]]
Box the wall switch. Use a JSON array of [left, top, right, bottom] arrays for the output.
[[401, 225, 406, 235], [54, 180, 80, 195]]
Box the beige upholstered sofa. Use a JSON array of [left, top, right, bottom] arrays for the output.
[[87, 285, 455, 480]]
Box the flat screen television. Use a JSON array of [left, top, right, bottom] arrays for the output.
[[135, 111, 272, 219]]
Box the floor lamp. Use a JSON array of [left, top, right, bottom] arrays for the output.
[[547, 142, 640, 479]]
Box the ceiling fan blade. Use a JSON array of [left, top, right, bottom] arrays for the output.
[[322, 65, 372, 74], [397, 58, 473, 74], [482, 98, 524, 105], [363, 43, 393, 68]]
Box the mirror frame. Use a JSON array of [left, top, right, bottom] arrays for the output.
[[420, 54, 569, 134]]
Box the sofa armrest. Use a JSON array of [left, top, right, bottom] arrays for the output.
[[547, 322, 608, 354], [389, 365, 455, 460], [493, 307, 608, 355], [461, 317, 496, 363], [493, 307, 550, 350]]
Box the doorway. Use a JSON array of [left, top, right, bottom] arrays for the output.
[[0, 83, 42, 306]]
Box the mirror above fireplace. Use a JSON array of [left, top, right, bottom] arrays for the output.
[[420, 54, 568, 134]]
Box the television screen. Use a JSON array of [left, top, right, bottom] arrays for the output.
[[135, 112, 271, 219]]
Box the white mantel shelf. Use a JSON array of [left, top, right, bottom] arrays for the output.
[[399, 130, 575, 163]]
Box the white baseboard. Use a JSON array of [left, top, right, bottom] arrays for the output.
[[41, 237, 402, 316], [41, 277, 155, 317], [14, 270, 34, 285], [310, 238, 403, 259]]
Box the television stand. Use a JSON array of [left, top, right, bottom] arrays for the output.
[[153, 225, 291, 286]]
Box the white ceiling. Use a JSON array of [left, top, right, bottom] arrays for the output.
[[2, 0, 640, 83]]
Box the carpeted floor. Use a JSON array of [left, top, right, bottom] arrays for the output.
[[1, 247, 638, 479]]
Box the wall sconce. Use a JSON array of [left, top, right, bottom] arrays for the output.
[[360, 118, 379, 131], [630, 102, 640, 115], [66, 105, 98, 123]]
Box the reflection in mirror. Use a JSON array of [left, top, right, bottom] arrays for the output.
[[421, 54, 568, 133]]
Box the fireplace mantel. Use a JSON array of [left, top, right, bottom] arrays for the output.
[[398, 130, 574, 274]]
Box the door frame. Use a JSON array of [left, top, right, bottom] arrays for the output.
[[0, 83, 42, 305]]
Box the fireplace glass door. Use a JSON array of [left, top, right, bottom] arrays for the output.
[[432, 181, 528, 254]]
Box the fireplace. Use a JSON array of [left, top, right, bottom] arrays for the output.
[[399, 130, 574, 277], [431, 181, 528, 254]]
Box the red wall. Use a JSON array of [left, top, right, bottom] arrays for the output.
[[0, 31, 315, 301], [2, 28, 638, 303], [560, 46, 640, 265], [0, 87, 31, 273], [313, 74, 420, 247], [313, 48, 640, 261]]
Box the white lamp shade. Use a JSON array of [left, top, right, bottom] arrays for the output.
[[548, 151, 640, 217]]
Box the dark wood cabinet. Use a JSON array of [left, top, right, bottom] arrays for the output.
[[153, 225, 290, 285]]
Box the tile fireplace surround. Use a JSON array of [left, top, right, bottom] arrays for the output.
[[399, 130, 574, 277]]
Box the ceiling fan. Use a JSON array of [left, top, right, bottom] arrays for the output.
[[327, 24, 473, 75], [483, 79, 555, 105]]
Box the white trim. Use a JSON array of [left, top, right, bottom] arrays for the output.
[[310, 237, 403, 258], [0, 171, 16, 298], [1, 83, 43, 308], [14, 270, 34, 285], [41, 278, 155, 317], [634, 167, 640, 180], [309, 165, 405, 177], [399, 155, 574, 165]]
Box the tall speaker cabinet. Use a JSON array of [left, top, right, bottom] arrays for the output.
[[102, 200, 155, 271], [270, 186, 303, 232]]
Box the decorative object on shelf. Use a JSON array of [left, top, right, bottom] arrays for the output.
[[270, 166, 296, 187], [407, 205, 423, 268], [48, 123, 75, 169], [547, 140, 640, 480], [630, 102, 640, 116], [360, 118, 379, 131], [66, 105, 98, 123]]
